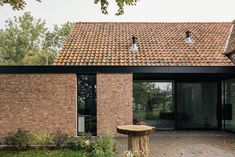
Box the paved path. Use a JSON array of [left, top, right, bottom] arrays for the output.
[[116, 131, 235, 157]]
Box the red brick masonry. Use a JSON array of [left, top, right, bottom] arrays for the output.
[[0, 74, 77, 136], [97, 74, 133, 136]]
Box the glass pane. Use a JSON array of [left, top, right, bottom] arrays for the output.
[[177, 83, 217, 129], [78, 75, 96, 135], [225, 79, 235, 131], [133, 81, 174, 130]]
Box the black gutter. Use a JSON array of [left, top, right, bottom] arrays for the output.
[[0, 66, 234, 74]]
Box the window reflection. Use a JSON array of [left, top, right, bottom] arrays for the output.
[[177, 83, 217, 129], [78, 75, 96, 135], [133, 81, 174, 130], [225, 79, 235, 131]]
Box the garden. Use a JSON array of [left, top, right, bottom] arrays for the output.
[[0, 128, 119, 157]]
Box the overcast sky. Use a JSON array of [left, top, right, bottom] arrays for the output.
[[0, 0, 235, 29]]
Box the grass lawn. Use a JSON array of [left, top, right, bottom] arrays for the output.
[[0, 150, 86, 157], [134, 109, 161, 120]]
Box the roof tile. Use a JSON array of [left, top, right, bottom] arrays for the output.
[[55, 22, 235, 66]]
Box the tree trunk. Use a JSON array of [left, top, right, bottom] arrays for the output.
[[128, 134, 150, 157]]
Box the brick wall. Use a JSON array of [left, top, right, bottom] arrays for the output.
[[97, 74, 133, 136], [0, 74, 77, 136]]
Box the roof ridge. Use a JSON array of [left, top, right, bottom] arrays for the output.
[[224, 22, 235, 55], [74, 21, 231, 24], [224, 24, 234, 54]]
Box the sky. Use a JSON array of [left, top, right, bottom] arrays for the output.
[[0, 0, 235, 29]]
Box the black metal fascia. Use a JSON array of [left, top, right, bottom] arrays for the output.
[[0, 66, 235, 74]]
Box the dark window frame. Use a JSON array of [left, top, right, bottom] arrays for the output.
[[77, 74, 97, 135]]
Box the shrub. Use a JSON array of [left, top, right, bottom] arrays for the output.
[[124, 151, 141, 157], [75, 133, 92, 151], [4, 128, 30, 150], [52, 130, 68, 149], [90, 133, 116, 157], [29, 133, 53, 145], [124, 151, 134, 157]]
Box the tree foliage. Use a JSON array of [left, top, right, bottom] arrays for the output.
[[0, 0, 41, 10], [116, 0, 139, 15], [0, 12, 74, 65], [44, 22, 74, 51], [95, 0, 139, 15], [0, 0, 138, 15]]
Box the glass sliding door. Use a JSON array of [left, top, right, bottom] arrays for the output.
[[177, 82, 218, 129], [224, 79, 235, 131], [77, 75, 97, 135], [133, 81, 175, 130]]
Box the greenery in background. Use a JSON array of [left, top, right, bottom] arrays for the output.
[[0, 0, 139, 16], [0, 12, 74, 65]]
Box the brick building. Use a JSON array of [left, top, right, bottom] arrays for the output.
[[1, 22, 235, 136]]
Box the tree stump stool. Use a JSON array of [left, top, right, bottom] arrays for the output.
[[117, 125, 155, 157]]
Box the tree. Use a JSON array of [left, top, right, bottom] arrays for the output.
[[95, 0, 139, 15], [0, 12, 74, 65], [43, 22, 74, 52], [0, 0, 138, 15], [42, 22, 74, 64], [0, 12, 47, 65], [0, 0, 41, 10]]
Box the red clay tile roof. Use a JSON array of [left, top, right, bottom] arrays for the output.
[[54, 22, 235, 66]]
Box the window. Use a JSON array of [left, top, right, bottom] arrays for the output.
[[133, 80, 174, 130], [77, 75, 96, 135], [177, 82, 218, 129]]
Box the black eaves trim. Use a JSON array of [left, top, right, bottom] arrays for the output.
[[0, 66, 235, 74]]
